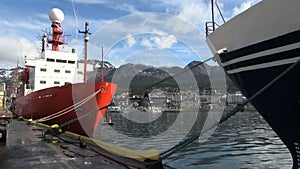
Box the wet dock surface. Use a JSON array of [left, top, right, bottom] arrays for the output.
[[0, 109, 173, 169], [0, 119, 129, 169]]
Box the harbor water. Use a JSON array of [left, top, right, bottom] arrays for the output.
[[96, 110, 292, 169]]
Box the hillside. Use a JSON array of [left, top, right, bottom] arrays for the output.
[[92, 61, 237, 95]]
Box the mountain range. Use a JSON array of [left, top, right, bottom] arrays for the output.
[[88, 60, 237, 95]]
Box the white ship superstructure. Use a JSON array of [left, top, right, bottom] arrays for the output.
[[24, 49, 85, 95]]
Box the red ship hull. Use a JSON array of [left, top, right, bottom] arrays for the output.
[[15, 82, 117, 137]]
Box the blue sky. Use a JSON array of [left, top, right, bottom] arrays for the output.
[[0, 0, 260, 68]]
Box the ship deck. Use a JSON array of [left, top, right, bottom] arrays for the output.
[[0, 108, 173, 169]]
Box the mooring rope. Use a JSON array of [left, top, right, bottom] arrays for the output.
[[36, 88, 102, 122], [44, 57, 300, 167], [158, 58, 300, 161], [59, 102, 112, 129]]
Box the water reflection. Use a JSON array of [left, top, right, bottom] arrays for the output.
[[95, 111, 292, 168], [106, 111, 179, 138], [165, 111, 292, 169]]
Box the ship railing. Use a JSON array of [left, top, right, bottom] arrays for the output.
[[205, 21, 219, 36]]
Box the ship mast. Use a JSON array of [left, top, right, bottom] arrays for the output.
[[211, 0, 215, 32], [79, 22, 91, 83]]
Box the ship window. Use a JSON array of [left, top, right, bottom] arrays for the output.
[[54, 69, 60, 73], [56, 59, 67, 63], [77, 71, 83, 74], [46, 58, 55, 62], [65, 70, 71, 73], [40, 68, 47, 72], [54, 81, 60, 85], [40, 80, 46, 84], [68, 60, 75, 64]]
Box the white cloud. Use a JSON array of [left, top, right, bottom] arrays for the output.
[[232, 0, 256, 16], [154, 0, 261, 29], [150, 29, 177, 49], [151, 34, 177, 49], [140, 29, 177, 49], [88, 13, 206, 67], [70, 0, 108, 4], [126, 34, 136, 48], [151, 0, 211, 27], [71, 0, 139, 14], [0, 20, 15, 27], [165, 16, 196, 34], [177, 1, 211, 25], [0, 19, 48, 33], [114, 3, 140, 13], [141, 38, 152, 48], [0, 36, 37, 68], [121, 49, 185, 67]]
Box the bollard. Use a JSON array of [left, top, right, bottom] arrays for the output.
[[0, 126, 7, 142]]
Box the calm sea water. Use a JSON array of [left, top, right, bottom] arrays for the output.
[[96, 111, 292, 169]]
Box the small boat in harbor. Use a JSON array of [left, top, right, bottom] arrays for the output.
[[14, 8, 117, 137], [206, 0, 300, 168]]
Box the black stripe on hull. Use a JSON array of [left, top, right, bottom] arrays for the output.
[[224, 47, 300, 71], [220, 29, 300, 63], [224, 63, 300, 168]]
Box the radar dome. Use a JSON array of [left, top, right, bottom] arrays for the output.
[[48, 8, 64, 23]]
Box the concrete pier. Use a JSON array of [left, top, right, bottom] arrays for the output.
[[0, 109, 172, 169], [0, 119, 129, 168]]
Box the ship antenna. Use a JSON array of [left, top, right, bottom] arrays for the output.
[[79, 22, 91, 83], [41, 33, 47, 53], [205, 0, 225, 36], [101, 46, 104, 82]]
